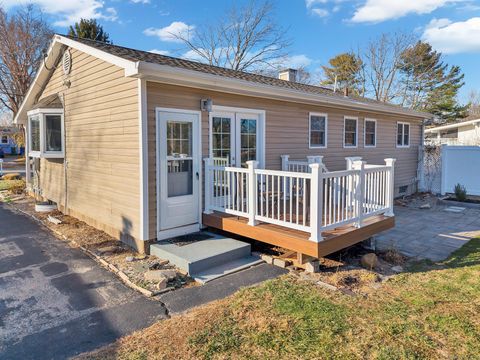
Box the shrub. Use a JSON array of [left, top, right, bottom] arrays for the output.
[[454, 183, 467, 202], [2, 173, 21, 180]]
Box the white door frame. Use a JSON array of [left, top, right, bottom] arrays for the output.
[[155, 107, 203, 240], [208, 105, 266, 168]]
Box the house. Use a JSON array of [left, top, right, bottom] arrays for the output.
[[14, 34, 430, 258], [425, 118, 480, 146], [0, 126, 20, 155]]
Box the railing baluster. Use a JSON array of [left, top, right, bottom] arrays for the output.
[[302, 178, 306, 226]]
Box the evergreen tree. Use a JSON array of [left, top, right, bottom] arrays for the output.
[[68, 19, 111, 43], [399, 41, 466, 122], [321, 52, 364, 95]]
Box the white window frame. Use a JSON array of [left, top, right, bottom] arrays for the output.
[[309, 112, 328, 149], [343, 116, 358, 148], [396, 121, 410, 148], [364, 118, 377, 148], [27, 108, 65, 158]]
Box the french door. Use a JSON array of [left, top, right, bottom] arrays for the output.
[[210, 111, 261, 167]]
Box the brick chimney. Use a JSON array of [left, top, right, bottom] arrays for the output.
[[278, 68, 297, 82]]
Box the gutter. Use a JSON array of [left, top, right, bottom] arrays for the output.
[[135, 61, 432, 120]]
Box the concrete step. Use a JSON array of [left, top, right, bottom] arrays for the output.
[[192, 255, 263, 284], [150, 232, 252, 275]]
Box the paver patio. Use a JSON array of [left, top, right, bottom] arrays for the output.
[[375, 203, 480, 261]]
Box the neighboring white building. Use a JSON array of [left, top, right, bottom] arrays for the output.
[[425, 118, 480, 146]]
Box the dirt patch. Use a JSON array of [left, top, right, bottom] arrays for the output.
[[1, 194, 196, 295]]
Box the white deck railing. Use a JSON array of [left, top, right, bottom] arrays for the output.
[[204, 156, 395, 242]]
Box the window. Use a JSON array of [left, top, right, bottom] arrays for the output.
[[27, 109, 64, 157], [397, 122, 410, 147], [1, 135, 8, 144], [309, 113, 327, 148], [364, 119, 376, 147], [344, 117, 358, 147]]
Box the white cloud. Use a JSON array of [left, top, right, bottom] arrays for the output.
[[131, 0, 150, 3], [312, 8, 330, 17], [351, 0, 461, 23], [148, 49, 171, 55], [422, 17, 480, 54], [144, 21, 195, 43], [2, 0, 118, 27], [278, 54, 314, 69], [305, 0, 328, 7]]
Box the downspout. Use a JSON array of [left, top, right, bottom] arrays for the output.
[[417, 120, 426, 193], [62, 92, 68, 214]]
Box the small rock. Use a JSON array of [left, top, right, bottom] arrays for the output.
[[305, 261, 320, 273], [419, 203, 431, 209], [135, 255, 147, 260], [260, 254, 273, 264], [144, 270, 169, 282], [97, 245, 120, 255], [391, 265, 404, 273], [155, 277, 168, 290], [148, 259, 169, 270], [316, 281, 337, 291], [360, 253, 378, 270], [273, 258, 290, 268], [125, 256, 135, 262]]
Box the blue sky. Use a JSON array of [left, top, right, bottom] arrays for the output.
[[4, 0, 480, 102]]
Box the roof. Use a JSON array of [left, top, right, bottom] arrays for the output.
[[14, 34, 431, 124], [31, 94, 63, 110], [66, 35, 427, 116], [425, 118, 480, 133]]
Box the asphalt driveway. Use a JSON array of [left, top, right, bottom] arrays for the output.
[[0, 204, 168, 360]]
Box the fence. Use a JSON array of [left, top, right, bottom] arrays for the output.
[[204, 157, 395, 242], [419, 145, 480, 196]]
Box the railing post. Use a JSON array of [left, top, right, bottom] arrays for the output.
[[308, 163, 323, 242], [384, 158, 396, 217], [345, 156, 362, 170], [204, 158, 213, 214], [281, 154, 289, 171], [307, 155, 324, 172], [352, 160, 366, 228], [246, 160, 258, 226]]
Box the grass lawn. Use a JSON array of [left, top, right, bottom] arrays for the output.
[[79, 239, 480, 360]]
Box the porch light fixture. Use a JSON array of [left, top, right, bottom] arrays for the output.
[[201, 98, 213, 112]]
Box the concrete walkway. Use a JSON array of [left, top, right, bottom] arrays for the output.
[[0, 204, 168, 360], [376, 204, 480, 261]]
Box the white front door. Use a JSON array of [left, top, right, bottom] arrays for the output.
[[158, 110, 200, 231], [210, 110, 262, 167]]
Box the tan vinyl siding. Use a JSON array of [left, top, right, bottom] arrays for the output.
[[147, 82, 422, 238], [37, 48, 141, 246]]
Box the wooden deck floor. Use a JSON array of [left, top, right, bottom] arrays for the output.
[[202, 212, 395, 258]]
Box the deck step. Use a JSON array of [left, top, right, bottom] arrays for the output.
[[150, 232, 252, 275], [192, 255, 263, 284]]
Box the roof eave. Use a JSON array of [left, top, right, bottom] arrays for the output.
[[135, 61, 431, 119]]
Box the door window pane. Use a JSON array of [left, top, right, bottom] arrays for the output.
[[167, 160, 193, 197], [167, 121, 192, 157], [45, 115, 62, 152], [365, 120, 376, 147], [166, 120, 193, 197], [240, 118, 257, 166], [212, 117, 231, 165]]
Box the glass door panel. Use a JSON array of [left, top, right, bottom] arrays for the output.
[[166, 121, 193, 198], [237, 114, 258, 167], [211, 116, 233, 166]]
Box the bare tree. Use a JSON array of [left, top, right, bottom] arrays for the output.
[[0, 5, 53, 116], [362, 33, 415, 102], [467, 90, 480, 118], [173, 0, 290, 72]]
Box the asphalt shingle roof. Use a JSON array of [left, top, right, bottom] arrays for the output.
[[64, 35, 428, 117]]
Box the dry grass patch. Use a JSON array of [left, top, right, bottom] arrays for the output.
[[78, 238, 480, 360]]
